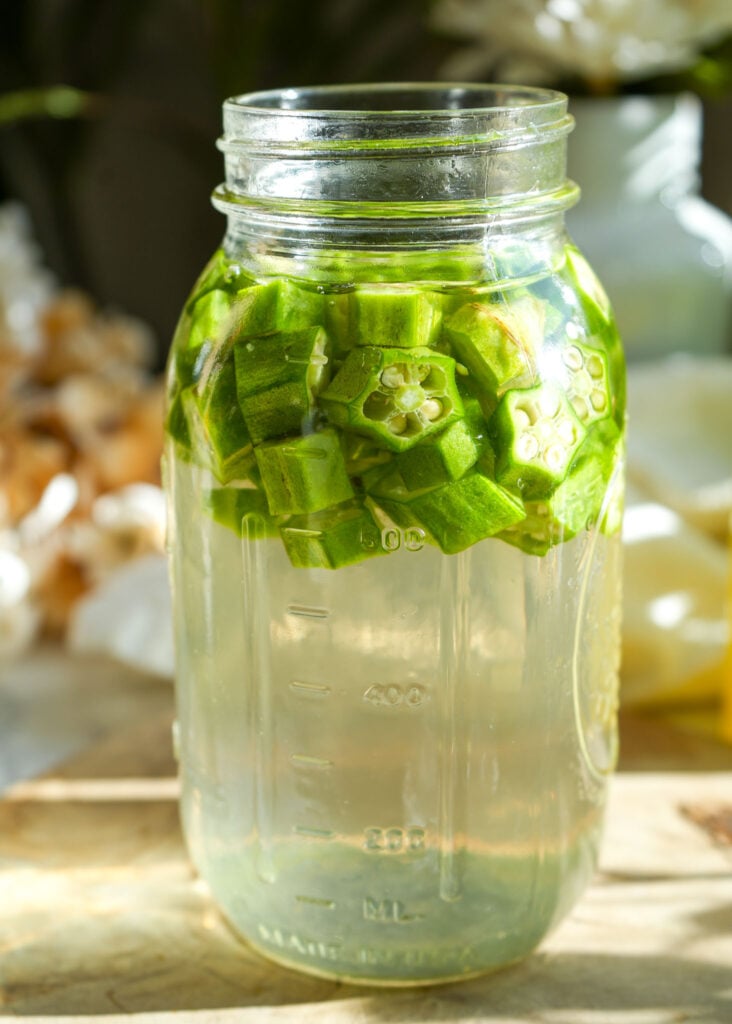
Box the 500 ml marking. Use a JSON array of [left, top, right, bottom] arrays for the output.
[[364, 826, 426, 852], [361, 525, 426, 553], [363, 683, 427, 708]]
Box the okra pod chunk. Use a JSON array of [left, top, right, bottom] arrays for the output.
[[320, 346, 463, 452], [375, 471, 525, 555], [254, 429, 354, 516], [349, 287, 442, 348], [394, 415, 483, 492], [183, 348, 256, 484], [280, 501, 386, 569], [490, 383, 586, 500], [187, 289, 234, 350], [232, 278, 325, 341], [205, 486, 279, 538], [234, 326, 330, 444], [444, 293, 544, 397], [164, 344, 211, 451]]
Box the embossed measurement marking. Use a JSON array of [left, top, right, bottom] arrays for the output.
[[363, 683, 426, 708], [364, 826, 426, 852], [286, 604, 331, 619], [295, 894, 336, 909], [290, 754, 333, 769], [293, 825, 336, 839], [289, 680, 331, 697], [362, 897, 423, 923]]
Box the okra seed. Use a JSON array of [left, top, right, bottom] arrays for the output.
[[513, 408, 532, 429], [587, 355, 605, 378], [421, 398, 443, 421], [389, 414, 408, 434], [381, 366, 406, 389], [557, 419, 577, 444], [539, 392, 560, 418], [545, 445, 565, 471], [571, 395, 589, 420], [563, 346, 584, 371], [590, 389, 607, 411], [516, 434, 540, 461]]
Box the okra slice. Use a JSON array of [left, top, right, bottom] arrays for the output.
[[235, 327, 330, 444], [205, 486, 279, 538], [187, 289, 233, 350], [499, 418, 621, 554], [375, 471, 525, 555], [394, 400, 487, 491], [490, 383, 586, 500], [444, 294, 544, 396], [183, 347, 256, 483], [281, 501, 386, 569], [254, 429, 354, 516], [165, 344, 211, 450], [233, 279, 324, 341], [350, 287, 441, 348], [320, 346, 462, 452], [556, 341, 611, 426]]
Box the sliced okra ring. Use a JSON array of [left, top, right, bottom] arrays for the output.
[[556, 341, 611, 426], [375, 470, 525, 555], [280, 501, 386, 569], [205, 486, 279, 538], [498, 418, 621, 555], [349, 287, 442, 348], [235, 326, 330, 444], [320, 346, 463, 452], [491, 383, 587, 500], [254, 428, 354, 516], [444, 293, 545, 397]]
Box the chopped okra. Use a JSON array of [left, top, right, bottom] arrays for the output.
[[350, 287, 441, 348], [556, 341, 611, 425], [187, 290, 233, 350], [281, 501, 386, 569], [490, 384, 586, 499], [205, 486, 279, 538], [232, 279, 324, 341], [444, 294, 544, 396], [394, 414, 483, 491], [254, 429, 354, 516], [374, 471, 525, 554], [321, 346, 462, 451], [235, 327, 330, 443]]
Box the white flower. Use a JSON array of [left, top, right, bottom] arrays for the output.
[[433, 0, 732, 86]]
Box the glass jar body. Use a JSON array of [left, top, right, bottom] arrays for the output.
[[164, 86, 625, 985]]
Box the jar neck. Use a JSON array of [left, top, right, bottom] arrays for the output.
[[212, 84, 579, 283]]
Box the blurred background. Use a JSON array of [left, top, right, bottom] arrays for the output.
[[0, 0, 730, 356], [1, 0, 731, 765]]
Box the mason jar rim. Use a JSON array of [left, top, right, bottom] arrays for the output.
[[225, 82, 567, 118]]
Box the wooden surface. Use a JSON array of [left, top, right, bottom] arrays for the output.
[[1, 651, 731, 1022]]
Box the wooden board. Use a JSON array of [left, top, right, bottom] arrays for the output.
[[1, 652, 731, 1022]]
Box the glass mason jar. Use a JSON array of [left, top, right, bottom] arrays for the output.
[[164, 84, 625, 986]]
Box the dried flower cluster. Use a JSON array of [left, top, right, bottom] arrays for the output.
[[433, 0, 732, 89], [0, 205, 166, 658]]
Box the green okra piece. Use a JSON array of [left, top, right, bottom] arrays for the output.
[[374, 470, 525, 555], [320, 346, 463, 452], [232, 279, 324, 341], [205, 486, 279, 538], [254, 429, 354, 516], [280, 501, 386, 569], [490, 383, 586, 500], [555, 340, 612, 427], [235, 326, 330, 444], [349, 287, 442, 349], [444, 293, 544, 397], [394, 417, 482, 492]]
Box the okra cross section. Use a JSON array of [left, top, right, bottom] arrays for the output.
[[556, 341, 611, 426], [254, 429, 354, 516], [320, 346, 462, 451], [234, 327, 330, 444], [491, 383, 586, 499]]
